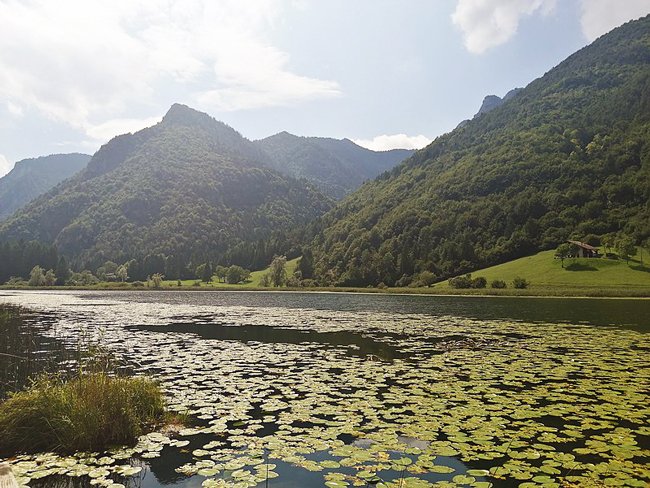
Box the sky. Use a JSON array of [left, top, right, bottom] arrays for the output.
[[0, 0, 648, 176]]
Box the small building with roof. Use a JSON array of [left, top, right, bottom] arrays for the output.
[[568, 240, 600, 258]]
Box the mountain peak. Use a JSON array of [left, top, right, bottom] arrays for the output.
[[162, 103, 213, 126]]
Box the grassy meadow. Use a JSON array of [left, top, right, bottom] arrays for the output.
[[432, 248, 650, 296]]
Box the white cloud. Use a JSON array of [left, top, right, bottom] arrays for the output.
[[579, 0, 649, 41], [6, 101, 23, 117], [0, 154, 13, 177], [353, 134, 432, 151], [452, 0, 557, 54], [0, 0, 340, 142], [85, 116, 162, 142]]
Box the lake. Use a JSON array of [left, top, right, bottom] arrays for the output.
[[1, 290, 648, 488]]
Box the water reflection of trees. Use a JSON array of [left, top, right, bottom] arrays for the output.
[[0, 306, 72, 398]]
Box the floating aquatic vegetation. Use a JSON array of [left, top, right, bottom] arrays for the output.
[[0, 291, 648, 488]]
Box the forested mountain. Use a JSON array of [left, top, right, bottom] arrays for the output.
[[0, 104, 332, 271], [255, 132, 412, 199], [309, 15, 650, 287], [0, 153, 90, 221]]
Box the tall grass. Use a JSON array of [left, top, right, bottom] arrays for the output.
[[0, 372, 167, 455]]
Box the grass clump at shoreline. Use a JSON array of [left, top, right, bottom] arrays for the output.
[[0, 372, 167, 455]]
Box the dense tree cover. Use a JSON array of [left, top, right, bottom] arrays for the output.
[[255, 132, 412, 199], [308, 15, 650, 286], [0, 104, 332, 272], [0, 240, 59, 284], [0, 153, 90, 221]]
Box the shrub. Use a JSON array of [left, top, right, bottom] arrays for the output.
[[377, 282, 388, 289], [418, 271, 437, 287], [472, 276, 487, 288], [131, 281, 145, 287], [448, 274, 473, 289], [512, 277, 530, 289], [491, 279, 507, 289], [0, 373, 167, 455], [394, 274, 412, 287]]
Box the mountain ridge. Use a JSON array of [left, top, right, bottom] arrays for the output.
[[0, 153, 91, 221], [254, 132, 412, 199], [308, 15, 650, 287], [0, 105, 332, 271]]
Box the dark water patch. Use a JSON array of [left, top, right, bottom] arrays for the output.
[[131, 322, 406, 361], [89, 290, 650, 329]]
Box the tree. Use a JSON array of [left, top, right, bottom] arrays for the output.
[[555, 243, 572, 268], [44, 269, 57, 286], [296, 249, 314, 279], [418, 271, 436, 287], [640, 238, 650, 266], [55, 256, 70, 286], [226, 265, 249, 284], [96, 261, 118, 281], [67, 270, 99, 286], [601, 233, 616, 256], [615, 236, 636, 263], [267, 255, 287, 287], [149, 273, 164, 289], [28, 266, 46, 287], [201, 262, 213, 283], [214, 265, 228, 283], [116, 265, 129, 282]]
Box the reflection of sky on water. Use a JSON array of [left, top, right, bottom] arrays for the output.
[[1, 290, 648, 488]]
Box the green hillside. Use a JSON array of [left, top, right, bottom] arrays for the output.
[[309, 15, 650, 288], [434, 249, 650, 295], [0, 153, 90, 221], [0, 105, 331, 274]]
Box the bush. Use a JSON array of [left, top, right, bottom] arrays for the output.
[[394, 274, 412, 287], [0, 373, 167, 455], [472, 276, 487, 288], [512, 277, 529, 289], [491, 279, 507, 289], [448, 274, 474, 289], [377, 282, 388, 289], [418, 271, 437, 287], [131, 281, 145, 287]]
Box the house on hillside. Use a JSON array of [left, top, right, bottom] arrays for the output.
[[568, 240, 600, 258]]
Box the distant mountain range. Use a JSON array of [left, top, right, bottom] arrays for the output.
[[309, 15, 650, 286], [0, 153, 90, 221], [255, 132, 412, 199], [0, 104, 332, 268]]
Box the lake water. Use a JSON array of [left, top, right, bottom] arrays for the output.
[[1, 290, 648, 488]]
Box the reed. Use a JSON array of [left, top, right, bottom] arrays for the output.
[[0, 372, 167, 455]]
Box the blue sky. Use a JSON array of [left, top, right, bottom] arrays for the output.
[[0, 0, 648, 175]]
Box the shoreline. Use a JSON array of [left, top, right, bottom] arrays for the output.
[[1, 284, 649, 299]]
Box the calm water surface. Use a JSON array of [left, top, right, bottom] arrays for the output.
[[0, 290, 648, 488]]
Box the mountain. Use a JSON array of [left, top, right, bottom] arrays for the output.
[[0, 104, 332, 269], [474, 88, 523, 118], [255, 132, 413, 199], [0, 153, 90, 221], [309, 15, 650, 287], [456, 88, 523, 128]]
